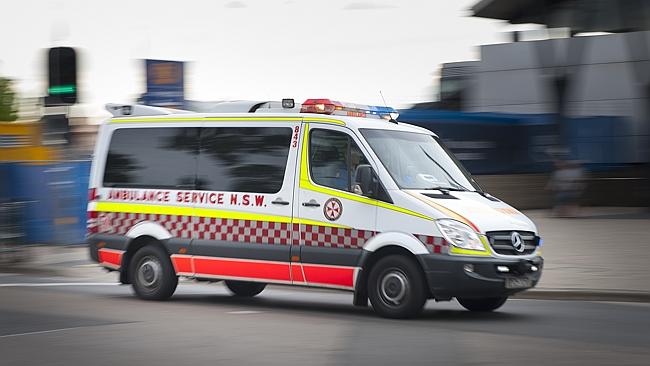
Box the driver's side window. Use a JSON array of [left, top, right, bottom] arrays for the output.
[[309, 129, 369, 194]]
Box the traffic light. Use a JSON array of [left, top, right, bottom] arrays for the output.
[[46, 47, 77, 106]]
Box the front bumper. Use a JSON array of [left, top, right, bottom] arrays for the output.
[[419, 254, 543, 300]]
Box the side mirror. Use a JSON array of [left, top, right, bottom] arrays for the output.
[[354, 164, 378, 197]]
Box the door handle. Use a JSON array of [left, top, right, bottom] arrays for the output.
[[271, 198, 290, 206], [302, 199, 321, 207]]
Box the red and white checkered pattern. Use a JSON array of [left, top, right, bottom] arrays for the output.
[[99, 212, 194, 239], [416, 235, 448, 254], [295, 224, 375, 249], [96, 211, 446, 253], [195, 217, 291, 245], [87, 212, 98, 235]]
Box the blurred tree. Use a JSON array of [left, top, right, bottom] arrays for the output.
[[0, 77, 18, 122]]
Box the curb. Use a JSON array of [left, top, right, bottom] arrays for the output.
[[514, 289, 650, 303]]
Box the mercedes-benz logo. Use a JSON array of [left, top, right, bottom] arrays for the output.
[[511, 232, 525, 253]]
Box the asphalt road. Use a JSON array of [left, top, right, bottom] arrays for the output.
[[1, 268, 649, 366]]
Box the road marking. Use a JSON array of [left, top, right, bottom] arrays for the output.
[[226, 311, 263, 315], [0, 326, 89, 339], [0, 321, 136, 338], [597, 301, 650, 308], [0, 282, 120, 287]]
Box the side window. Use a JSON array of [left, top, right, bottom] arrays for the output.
[[103, 127, 199, 189], [309, 129, 370, 193], [197, 127, 292, 193]]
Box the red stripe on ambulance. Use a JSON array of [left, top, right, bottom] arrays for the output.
[[291, 263, 305, 283], [172, 256, 355, 289], [301, 264, 355, 288], [192, 257, 292, 282], [171, 255, 193, 274], [98, 248, 124, 269]]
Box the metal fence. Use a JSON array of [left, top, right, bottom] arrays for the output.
[[0, 201, 29, 264]]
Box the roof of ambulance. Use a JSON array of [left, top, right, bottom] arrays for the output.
[[108, 112, 437, 136]]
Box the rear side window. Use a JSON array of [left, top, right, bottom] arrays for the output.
[[197, 127, 292, 193], [103, 127, 199, 189]]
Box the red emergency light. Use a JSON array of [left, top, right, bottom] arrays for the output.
[[300, 99, 343, 115]]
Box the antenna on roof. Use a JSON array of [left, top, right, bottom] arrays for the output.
[[379, 90, 398, 124], [379, 90, 388, 107]]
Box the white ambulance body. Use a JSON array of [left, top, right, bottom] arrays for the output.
[[88, 99, 543, 318]]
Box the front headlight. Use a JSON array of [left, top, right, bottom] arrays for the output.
[[436, 219, 485, 251]]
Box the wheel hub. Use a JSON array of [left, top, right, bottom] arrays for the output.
[[380, 270, 408, 305], [137, 257, 161, 288]]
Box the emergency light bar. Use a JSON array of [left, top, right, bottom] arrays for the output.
[[301, 99, 399, 120], [105, 99, 399, 120]]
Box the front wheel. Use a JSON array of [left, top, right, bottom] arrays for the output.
[[129, 245, 178, 300], [367, 255, 427, 319], [457, 296, 508, 312], [225, 280, 266, 297]]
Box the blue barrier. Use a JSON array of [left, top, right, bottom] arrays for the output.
[[398, 110, 556, 174], [398, 110, 638, 174], [0, 161, 91, 245]]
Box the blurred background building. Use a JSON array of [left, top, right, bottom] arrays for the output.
[[402, 0, 650, 208]]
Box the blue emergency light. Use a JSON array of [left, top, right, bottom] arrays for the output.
[[301, 99, 398, 120]]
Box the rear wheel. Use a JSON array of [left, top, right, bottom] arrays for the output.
[[367, 255, 427, 319], [457, 296, 508, 312], [225, 280, 266, 297], [129, 245, 178, 300]]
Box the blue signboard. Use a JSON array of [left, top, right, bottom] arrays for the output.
[[142, 59, 185, 107]]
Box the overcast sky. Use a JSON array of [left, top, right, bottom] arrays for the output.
[[1, 0, 510, 117]]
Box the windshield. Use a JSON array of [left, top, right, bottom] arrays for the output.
[[360, 129, 478, 191]]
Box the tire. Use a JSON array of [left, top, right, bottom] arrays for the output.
[[457, 296, 508, 312], [225, 280, 266, 297], [129, 245, 178, 300], [367, 255, 427, 319]]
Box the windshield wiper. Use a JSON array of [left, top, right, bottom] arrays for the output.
[[422, 186, 469, 196], [418, 147, 473, 191], [423, 186, 467, 192]]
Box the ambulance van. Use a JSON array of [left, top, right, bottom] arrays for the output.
[[87, 99, 543, 318]]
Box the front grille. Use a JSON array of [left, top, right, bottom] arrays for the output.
[[486, 231, 539, 256]]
